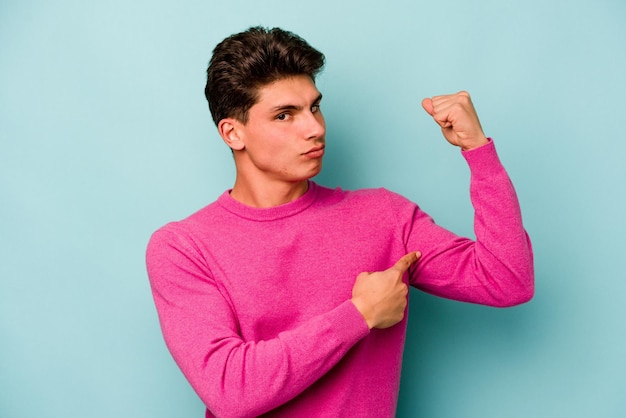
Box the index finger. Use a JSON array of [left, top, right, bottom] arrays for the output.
[[391, 251, 421, 273]]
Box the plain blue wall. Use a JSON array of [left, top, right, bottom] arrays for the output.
[[1, 0, 625, 417]]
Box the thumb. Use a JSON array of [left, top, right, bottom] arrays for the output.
[[391, 251, 421, 273], [421, 98, 434, 116]]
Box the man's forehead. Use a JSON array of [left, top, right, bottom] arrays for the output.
[[256, 76, 321, 107]]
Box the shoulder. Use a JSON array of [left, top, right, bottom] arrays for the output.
[[313, 183, 416, 216], [315, 182, 404, 200], [340, 185, 412, 206], [147, 195, 225, 254]]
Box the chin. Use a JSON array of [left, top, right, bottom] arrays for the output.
[[289, 162, 323, 182], [308, 165, 323, 179]]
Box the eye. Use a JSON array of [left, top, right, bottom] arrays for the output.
[[276, 113, 289, 121], [311, 104, 320, 113]]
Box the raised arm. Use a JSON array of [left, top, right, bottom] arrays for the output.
[[409, 92, 534, 306]]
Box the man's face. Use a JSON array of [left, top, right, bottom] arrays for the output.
[[232, 75, 326, 184]]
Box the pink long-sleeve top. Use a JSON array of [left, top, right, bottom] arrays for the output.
[[146, 140, 534, 417]]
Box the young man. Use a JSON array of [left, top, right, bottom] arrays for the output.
[[146, 26, 534, 417]]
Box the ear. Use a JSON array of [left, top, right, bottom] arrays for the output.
[[218, 118, 245, 151]]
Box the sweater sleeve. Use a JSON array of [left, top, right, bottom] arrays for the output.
[[407, 139, 534, 307], [146, 228, 369, 417]]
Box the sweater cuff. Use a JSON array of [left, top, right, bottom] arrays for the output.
[[461, 138, 505, 179], [335, 300, 370, 342]]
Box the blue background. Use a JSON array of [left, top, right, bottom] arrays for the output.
[[1, 1, 625, 417]]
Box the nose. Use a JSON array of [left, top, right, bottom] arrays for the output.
[[305, 110, 326, 141]]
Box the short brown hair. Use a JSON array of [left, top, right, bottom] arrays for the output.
[[205, 26, 325, 125]]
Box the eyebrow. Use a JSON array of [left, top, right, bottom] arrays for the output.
[[271, 93, 323, 112]]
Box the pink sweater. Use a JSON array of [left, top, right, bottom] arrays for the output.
[[146, 140, 533, 417]]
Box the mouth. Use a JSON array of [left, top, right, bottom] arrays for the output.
[[302, 144, 325, 158]]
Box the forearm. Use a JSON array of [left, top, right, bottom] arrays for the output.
[[178, 301, 367, 417], [464, 139, 534, 304], [147, 230, 369, 416], [411, 140, 534, 306]]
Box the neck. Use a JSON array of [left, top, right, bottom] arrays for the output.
[[230, 177, 309, 208]]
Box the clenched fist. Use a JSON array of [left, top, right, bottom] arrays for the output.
[[421, 91, 489, 151]]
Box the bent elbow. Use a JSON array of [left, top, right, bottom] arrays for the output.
[[500, 286, 534, 307], [198, 371, 284, 418], [202, 393, 261, 418], [496, 274, 534, 307]]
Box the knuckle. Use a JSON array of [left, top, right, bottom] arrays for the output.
[[457, 93, 471, 105]]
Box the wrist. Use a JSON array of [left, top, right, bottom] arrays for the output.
[[350, 297, 375, 329], [461, 135, 489, 152]]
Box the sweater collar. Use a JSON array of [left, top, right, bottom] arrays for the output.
[[217, 181, 319, 221]]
